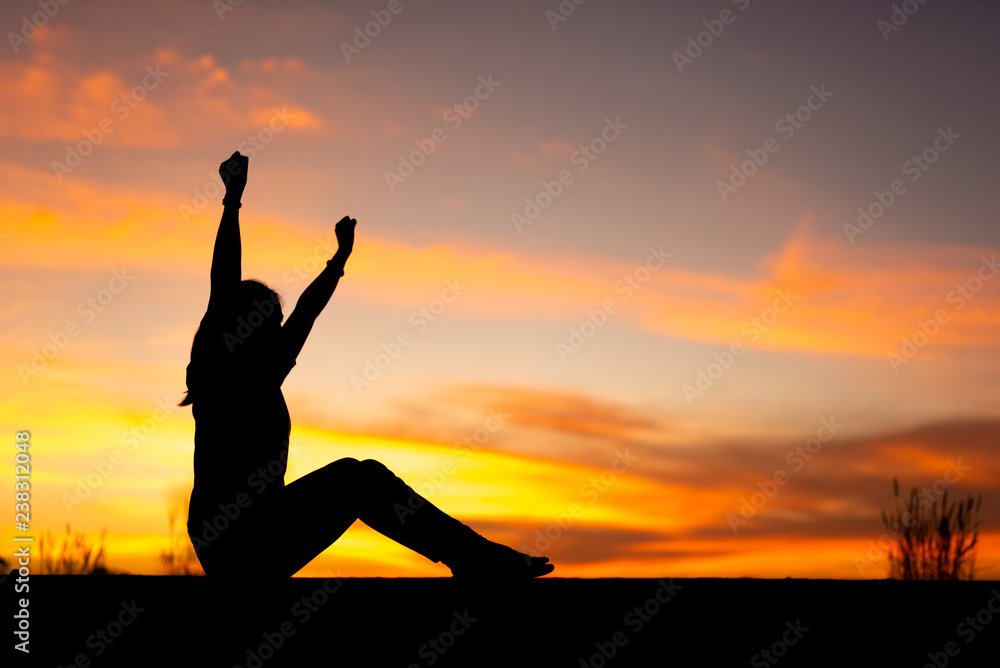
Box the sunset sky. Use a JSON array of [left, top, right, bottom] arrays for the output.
[[3, 0, 999, 579]]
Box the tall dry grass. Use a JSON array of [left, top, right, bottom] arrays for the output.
[[159, 483, 204, 575], [881, 478, 982, 580], [38, 524, 113, 574]]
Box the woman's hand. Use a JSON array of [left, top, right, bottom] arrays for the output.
[[335, 216, 356, 258], [219, 151, 248, 203]]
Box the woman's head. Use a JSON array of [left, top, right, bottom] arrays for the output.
[[231, 279, 284, 354], [237, 278, 284, 327], [178, 279, 284, 406]]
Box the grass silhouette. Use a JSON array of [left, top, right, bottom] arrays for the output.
[[38, 523, 114, 574], [159, 483, 204, 575], [881, 477, 982, 580]]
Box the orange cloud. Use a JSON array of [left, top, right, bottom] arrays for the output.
[[632, 219, 1000, 357], [0, 36, 332, 152], [3, 158, 1000, 361]]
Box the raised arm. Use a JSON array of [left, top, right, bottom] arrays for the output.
[[207, 152, 248, 311], [281, 216, 356, 360]]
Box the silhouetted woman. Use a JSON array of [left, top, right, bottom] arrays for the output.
[[180, 152, 554, 580]]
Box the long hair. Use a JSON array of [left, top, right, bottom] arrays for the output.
[[178, 279, 284, 407]]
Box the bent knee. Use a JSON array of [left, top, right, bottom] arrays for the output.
[[323, 457, 394, 484], [315, 457, 363, 482], [355, 459, 405, 492], [357, 458, 392, 478], [331, 456, 361, 468]]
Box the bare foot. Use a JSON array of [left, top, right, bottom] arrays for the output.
[[445, 539, 554, 579]]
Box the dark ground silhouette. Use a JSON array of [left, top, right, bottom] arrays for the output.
[[179, 152, 552, 580], [11, 575, 1000, 666]]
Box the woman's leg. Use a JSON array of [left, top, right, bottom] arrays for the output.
[[259, 457, 552, 579]]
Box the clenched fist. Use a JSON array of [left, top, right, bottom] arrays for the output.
[[335, 216, 356, 257], [219, 151, 248, 203]]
